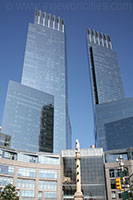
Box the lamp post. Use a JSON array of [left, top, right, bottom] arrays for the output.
[[116, 155, 130, 200], [116, 155, 130, 189]]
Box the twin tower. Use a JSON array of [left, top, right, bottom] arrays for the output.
[[1, 10, 133, 153], [2, 10, 71, 154]]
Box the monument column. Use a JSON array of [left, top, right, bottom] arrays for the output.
[[74, 139, 84, 200]]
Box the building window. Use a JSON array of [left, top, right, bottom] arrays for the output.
[[0, 151, 16, 160], [117, 168, 123, 177], [109, 168, 128, 178], [18, 153, 37, 163], [111, 191, 116, 199], [0, 165, 14, 175], [17, 179, 35, 189], [38, 191, 42, 198], [111, 179, 116, 189], [118, 192, 122, 199], [39, 169, 57, 179], [110, 169, 115, 177], [0, 150, 2, 157], [39, 181, 57, 190], [109, 168, 119, 178], [44, 192, 56, 199], [118, 168, 129, 177], [18, 168, 36, 177], [105, 153, 128, 163], [38, 155, 60, 165], [0, 177, 13, 186], [21, 199, 34, 200], [131, 151, 133, 160], [22, 190, 34, 197]]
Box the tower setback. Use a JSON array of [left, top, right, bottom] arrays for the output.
[[2, 10, 71, 153], [87, 28, 133, 150]]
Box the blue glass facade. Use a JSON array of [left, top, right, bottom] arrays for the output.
[[87, 29, 125, 105], [87, 29, 133, 150], [2, 80, 54, 152], [95, 98, 133, 150], [62, 149, 107, 200], [2, 10, 71, 153], [21, 11, 71, 153]]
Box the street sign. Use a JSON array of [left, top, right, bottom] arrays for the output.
[[122, 191, 129, 200], [120, 171, 126, 178]]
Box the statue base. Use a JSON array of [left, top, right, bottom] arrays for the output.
[[74, 191, 84, 200]]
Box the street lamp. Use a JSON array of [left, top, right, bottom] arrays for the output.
[[116, 155, 131, 200], [116, 155, 129, 189]]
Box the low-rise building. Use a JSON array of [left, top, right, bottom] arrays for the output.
[[1, 145, 133, 200], [0, 146, 62, 200], [104, 148, 133, 200], [62, 148, 107, 200]]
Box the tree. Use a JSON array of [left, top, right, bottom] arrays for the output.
[[0, 184, 19, 200], [128, 184, 133, 200]]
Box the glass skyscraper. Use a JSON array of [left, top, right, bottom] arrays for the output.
[[2, 81, 54, 152], [87, 29, 133, 150], [95, 98, 133, 150], [87, 29, 125, 105], [2, 10, 71, 153]]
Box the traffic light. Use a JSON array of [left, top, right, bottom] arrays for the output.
[[116, 177, 122, 190]]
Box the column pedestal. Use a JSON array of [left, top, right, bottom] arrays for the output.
[[74, 191, 84, 200]]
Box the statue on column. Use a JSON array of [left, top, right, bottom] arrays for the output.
[[74, 139, 84, 200]]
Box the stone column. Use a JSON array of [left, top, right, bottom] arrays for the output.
[[74, 139, 84, 200]]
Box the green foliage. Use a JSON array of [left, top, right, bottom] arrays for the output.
[[128, 184, 133, 200], [0, 184, 19, 200]]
